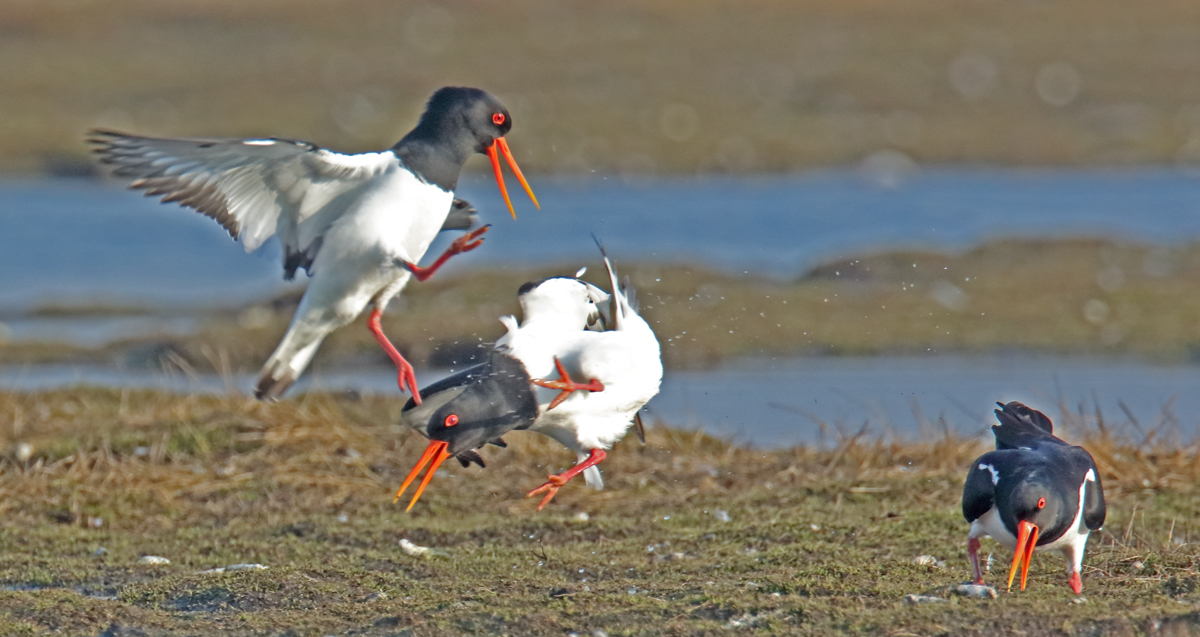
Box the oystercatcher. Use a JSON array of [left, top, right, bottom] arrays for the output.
[[496, 241, 663, 510], [89, 86, 539, 402], [393, 349, 539, 511], [962, 401, 1106, 594]]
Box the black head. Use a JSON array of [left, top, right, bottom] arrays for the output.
[[403, 350, 538, 456], [418, 87, 512, 154], [394, 351, 539, 511], [998, 477, 1063, 535], [392, 87, 512, 190]]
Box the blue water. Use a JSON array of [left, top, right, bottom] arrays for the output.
[[2, 168, 1199, 310], [2, 356, 1195, 446]]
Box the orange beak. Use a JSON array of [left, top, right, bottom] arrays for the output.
[[1007, 520, 1039, 591], [485, 137, 539, 220], [393, 440, 452, 512]]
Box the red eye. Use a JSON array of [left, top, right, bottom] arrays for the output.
[[492, 113, 506, 126], [444, 414, 459, 427], [1037, 497, 1046, 509]]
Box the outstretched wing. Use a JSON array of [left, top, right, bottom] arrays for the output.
[[89, 130, 397, 278]]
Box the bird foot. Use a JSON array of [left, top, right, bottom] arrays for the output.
[[532, 356, 604, 410], [526, 473, 570, 511], [524, 449, 606, 511], [400, 225, 490, 282]]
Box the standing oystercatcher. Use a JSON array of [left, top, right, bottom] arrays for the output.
[[89, 86, 539, 403], [393, 349, 539, 511], [496, 241, 663, 510], [962, 401, 1106, 593]]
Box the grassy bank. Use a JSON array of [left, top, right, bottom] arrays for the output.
[[4, 0, 1200, 175], [7, 237, 1200, 371], [0, 389, 1198, 635]]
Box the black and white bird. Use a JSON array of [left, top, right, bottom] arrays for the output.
[[89, 86, 538, 403], [393, 349, 539, 511], [962, 401, 1106, 594], [496, 242, 663, 510]]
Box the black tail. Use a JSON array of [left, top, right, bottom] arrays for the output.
[[992, 401, 1059, 449]]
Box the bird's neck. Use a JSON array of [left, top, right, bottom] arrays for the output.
[[392, 128, 473, 192]]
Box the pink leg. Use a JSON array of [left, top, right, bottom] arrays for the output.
[[532, 357, 605, 410], [399, 226, 489, 282], [526, 448, 607, 511], [367, 308, 421, 405], [1068, 571, 1082, 594], [967, 537, 984, 584]]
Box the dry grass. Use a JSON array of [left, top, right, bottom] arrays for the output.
[[4, 0, 1200, 175], [8, 237, 1200, 371], [1, 389, 1200, 634]]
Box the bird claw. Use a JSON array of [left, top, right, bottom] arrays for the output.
[[397, 362, 421, 406], [402, 225, 491, 281], [526, 473, 570, 511], [450, 224, 490, 254], [532, 357, 604, 410]]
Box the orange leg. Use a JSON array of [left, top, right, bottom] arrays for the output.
[[398, 225, 489, 282], [526, 448, 606, 511], [532, 357, 605, 410], [367, 308, 420, 405]]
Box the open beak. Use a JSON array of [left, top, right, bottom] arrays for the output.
[[485, 137, 540, 220], [1006, 520, 1040, 591], [394, 440, 452, 512]]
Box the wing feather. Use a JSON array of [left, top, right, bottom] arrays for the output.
[[89, 130, 397, 270]]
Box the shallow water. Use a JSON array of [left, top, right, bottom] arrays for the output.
[[4, 355, 1196, 447], [3, 169, 1200, 311]]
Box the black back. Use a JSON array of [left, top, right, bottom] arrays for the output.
[[963, 401, 1106, 543], [400, 350, 537, 468], [392, 87, 512, 191]]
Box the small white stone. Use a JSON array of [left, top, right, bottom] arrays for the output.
[[903, 594, 946, 604], [913, 555, 938, 566], [574, 512, 590, 522], [13, 442, 33, 463], [714, 510, 731, 523], [953, 583, 998, 599], [137, 555, 170, 565], [1070, 596, 1088, 605], [224, 563, 268, 571]]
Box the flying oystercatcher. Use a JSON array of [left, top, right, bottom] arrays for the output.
[[962, 401, 1106, 594], [497, 241, 663, 510], [393, 349, 540, 511], [89, 87, 539, 402]]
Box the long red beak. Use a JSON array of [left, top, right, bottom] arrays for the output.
[[394, 440, 452, 512], [485, 137, 539, 220], [1007, 520, 1039, 591]]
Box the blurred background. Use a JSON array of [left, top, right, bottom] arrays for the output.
[[3, 0, 1200, 444]]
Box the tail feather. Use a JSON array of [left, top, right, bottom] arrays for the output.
[[254, 317, 338, 401], [592, 235, 635, 330], [992, 401, 1061, 449], [583, 465, 604, 490]]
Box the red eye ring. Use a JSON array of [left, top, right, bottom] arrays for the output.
[[492, 112, 506, 126], [444, 414, 459, 427], [1037, 497, 1046, 509]]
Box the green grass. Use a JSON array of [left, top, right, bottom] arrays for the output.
[[4, 0, 1200, 175], [0, 388, 1198, 634]]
